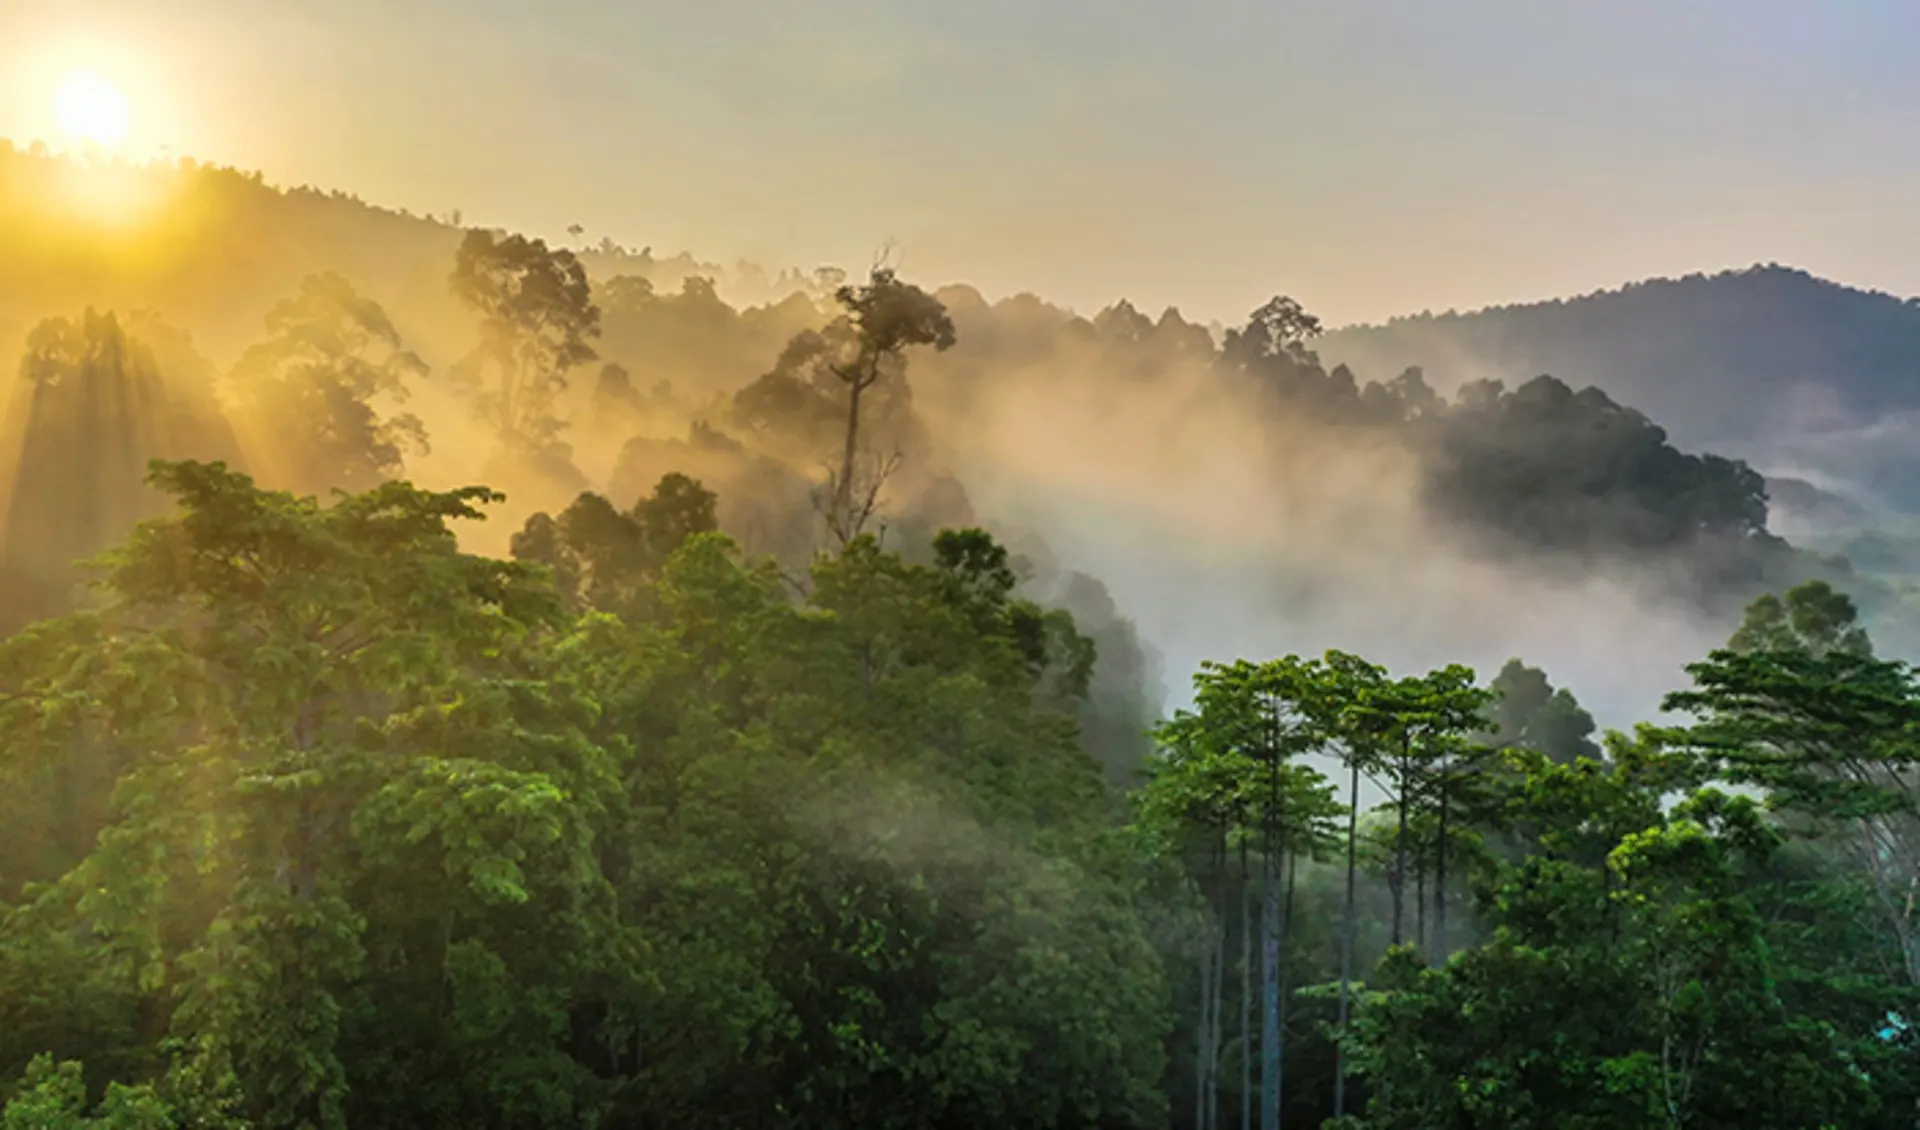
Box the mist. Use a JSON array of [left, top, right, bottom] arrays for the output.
[[928, 333, 1731, 731], [4, 31, 1918, 1126], [0, 143, 1838, 742]]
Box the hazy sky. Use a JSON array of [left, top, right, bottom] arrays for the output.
[[3, 0, 1917, 324]]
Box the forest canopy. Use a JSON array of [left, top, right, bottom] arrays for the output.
[[3, 143, 1918, 1129]]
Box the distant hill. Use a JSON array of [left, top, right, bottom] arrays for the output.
[[1319, 266, 1920, 505], [0, 141, 811, 367], [12, 142, 1920, 670], [18, 145, 1920, 494]]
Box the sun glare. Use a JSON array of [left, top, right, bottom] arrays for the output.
[[53, 69, 132, 148]]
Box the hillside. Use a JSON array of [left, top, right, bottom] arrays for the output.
[[14, 142, 1920, 479], [7, 141, 1920, 715], [1319, 266, 1920, 507], [9, 9, 1920, 1124], [0, 142, 797, 368], [7, 143, 1920, 1130]]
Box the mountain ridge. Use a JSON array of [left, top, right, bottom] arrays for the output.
[[11, 143, 1920, 523], [15, 139, 1918, 381], [1318, 265, 1920, 483], [1334, 263, 1920, 330], [9, 140, 1920, 691]]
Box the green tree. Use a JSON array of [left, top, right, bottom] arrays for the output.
[[547, 525, 1167, 1129], [0, 460, 631, 1129], [1342, 666, 1491, 954], [1140, 657, 1340, 1130], [1314, 650, 1391, 1121], [1728, 579, 1872, 658], [509, 472, 719, 615], [1309, 655, 1490, 1115], [1410, 720, 1498, 966], [1484, 658, 1600, 765], [1667, 645, 1920, 987], [1342, 755, 1880, 1130], [0, 1055, 177, 1130]]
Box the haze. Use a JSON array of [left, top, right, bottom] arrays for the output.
[[8, 4, 1920, 1124], [5, 0, 1920, 326], [0, 3, 1910, 732]]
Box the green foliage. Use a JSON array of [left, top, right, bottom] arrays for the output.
[[1667, 646, 1920, 821], [1343, 758, 1883, 1130], [6, 155, 1920, 1129], [509, 472, 720, 615], [0, 459, 607, 1129], [1138, 656, 1344, 859], [0, 462, 1166, 1130], [1, 1055, 177, 1130], [1483, 658, 1600, 765], [1420, 375, 1773, 573], [1729, 579, 1873, 657], [4, 459, 1917, 1128], [1666, 634, 1920, 992]]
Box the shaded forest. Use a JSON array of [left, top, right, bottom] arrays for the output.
[[5, 143, 1920, 1128], [1320, 266, 1920, 513]]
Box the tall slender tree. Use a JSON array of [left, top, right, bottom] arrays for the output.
[[1142, 658, 1337, 1130], [1317, 650, 1391, 1119], [821, 267, 954, 542]]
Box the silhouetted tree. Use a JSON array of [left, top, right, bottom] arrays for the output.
[[822, 267, 955, 542], [448, 229, 600, 451], [510, 472, 718, 614], [1484, 658, 1601, 765], [228, 272, 428, 496], [0, 311, 232, 628]]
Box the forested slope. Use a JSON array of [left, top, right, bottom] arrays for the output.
[[6, 144, 1920, 1128], [0, 141, 801, 369], [1320, 266, 1920, 508], [9, 147, 1920, 690]]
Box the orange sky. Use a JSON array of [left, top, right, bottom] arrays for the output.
[[3, 0, 1918, 326]]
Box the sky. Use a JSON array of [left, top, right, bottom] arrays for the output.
[[2, 0, 1918, 325]]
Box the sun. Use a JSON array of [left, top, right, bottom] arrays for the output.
[[53, 68, 132, 148]]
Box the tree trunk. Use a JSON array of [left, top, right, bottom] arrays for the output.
[[1195, 932, 1210, 1130], [1260, 714, 1283, 1130], [1276, 846, 1299, 1126], [1334, 759, 1360, 1119], [1240, 844, 1253, 1130], [1260, 847, 1280, 1130], [837, 367, 868, 534], [1210, 921, 1224, 1130], [1415, 857, 1426, 956], [500, 349, 518, 444], [1390, 739, 1411, 947], [1434, 780, 1450, 967], [1200, 835, 1227, 1130]]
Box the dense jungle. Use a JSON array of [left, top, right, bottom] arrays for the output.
[[3, 141, 1920, 1129]]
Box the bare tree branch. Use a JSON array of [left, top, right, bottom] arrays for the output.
[[814, 446, 905, 549]]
